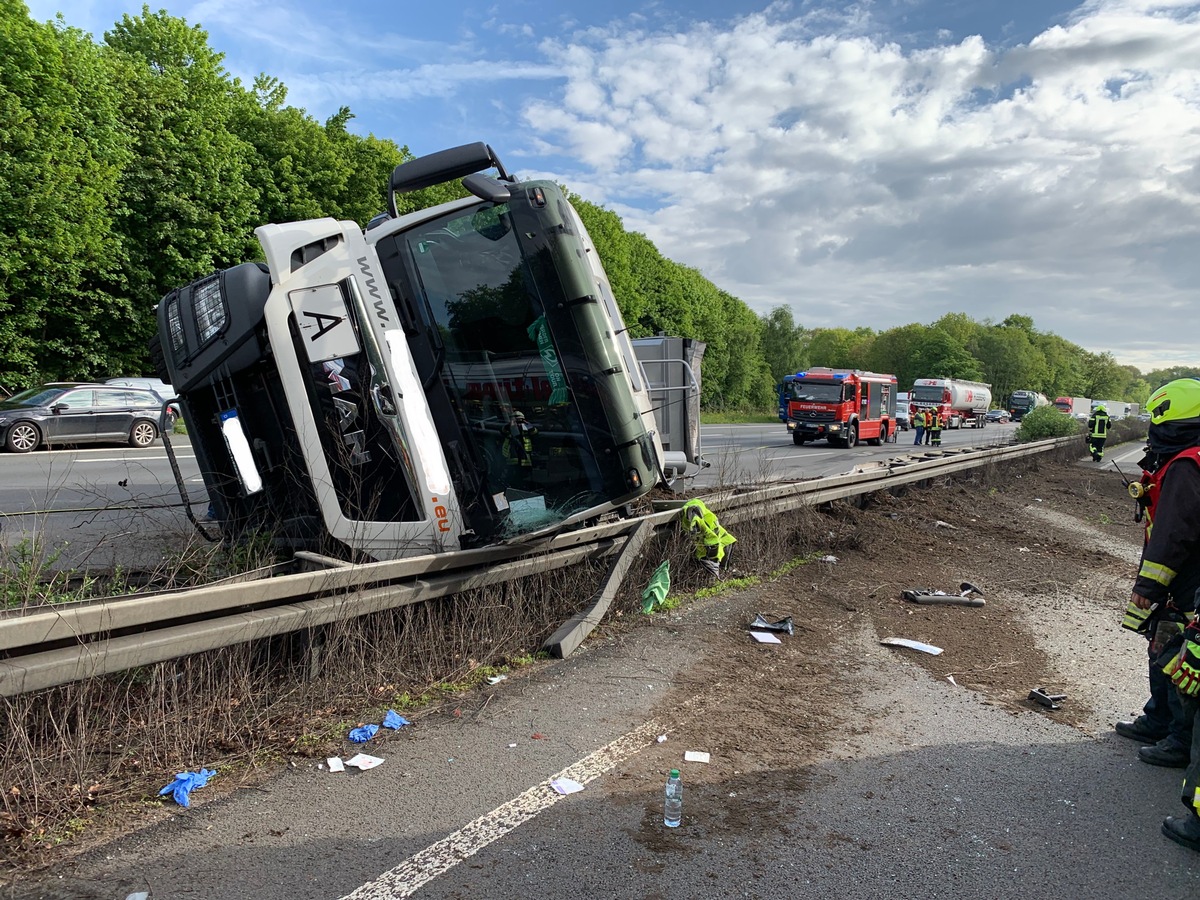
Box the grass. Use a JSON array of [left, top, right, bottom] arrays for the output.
[[700, 409, 780, 425]]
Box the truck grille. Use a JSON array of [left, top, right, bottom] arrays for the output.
[[791, 410, 836, 423]]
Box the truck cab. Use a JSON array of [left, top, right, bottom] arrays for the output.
[[154, 143, 665, 561]]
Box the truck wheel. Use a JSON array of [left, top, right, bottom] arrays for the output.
[[867, 423, 887, 446], [792, 432, 806, 446], [844, 423, 858, 448]]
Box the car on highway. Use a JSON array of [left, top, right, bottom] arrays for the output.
[[0, 383, 163, 452], [986, 409, 1011, 423], [105, 377, 180, 424]]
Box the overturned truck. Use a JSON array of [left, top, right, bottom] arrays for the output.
[[154, 143, 668, 561]]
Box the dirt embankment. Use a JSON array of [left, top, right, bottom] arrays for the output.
[[2, 444, 1146, 880]]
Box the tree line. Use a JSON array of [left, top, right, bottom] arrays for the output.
[[2, 2, 1189, 410]]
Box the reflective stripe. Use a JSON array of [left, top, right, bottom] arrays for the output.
[[1192, 786, 1200, 815], [1139, 559, 1177, 587]]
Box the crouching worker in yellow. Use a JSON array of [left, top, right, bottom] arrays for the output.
[[681, 499, 737, 576]]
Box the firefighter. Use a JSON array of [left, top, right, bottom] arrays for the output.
[[503, 410, 538, 468], [1122, 379, 1200, 851], [1088, 404, 1111, 462], [913, 408, 926, 446], [681, 498, 737, 576], [923, 408, 934, 445], [930, 411, 944, 447]]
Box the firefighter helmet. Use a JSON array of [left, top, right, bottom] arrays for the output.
[[1147, 379, 1200, 426], [1146, 378, 1200, 457]]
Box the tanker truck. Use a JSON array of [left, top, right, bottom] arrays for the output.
[[911, 378, 992, 429], [152, 142, 666, 562], [1008, 390, 1050, 422]]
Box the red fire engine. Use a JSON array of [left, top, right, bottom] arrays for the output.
[[783, 368, 899, 448]]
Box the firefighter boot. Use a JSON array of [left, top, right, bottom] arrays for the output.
[[1162, 813, 1200, 853], [1138, 735, 1190, 768], [1115, 715, 1170, 743]]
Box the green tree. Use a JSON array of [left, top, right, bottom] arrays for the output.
[[975, 325, 1045, 406], [909, 330, 982, 382], [806, 327, 874, 369], [0, 4, 133, 385], [865, 323, 928, 389], [1078, 351, 1125, 399], [103, 7, 259, 358], [759, 306, 807, 383]]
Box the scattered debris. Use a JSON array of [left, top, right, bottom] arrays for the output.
[[684, 750, 710, 764], [657, 735, 668, 744], [745, 613, 794, 635], [326, 757, 345, 773], [880, 637, 944, 656], [641, 560, 671, 614], [1028, 687, 1067, 710], [1018, 547, 1031, 552], [749, 631, 782, 644], [947, 675, 958, 686], [383, 710, 410, 729], [818, 555, 838, 563], [125, 893, 150, 900], [531, 732, 546, 740], [508, 743, 518, 748], [486, 675, 508, 685], [550, 777, 584, 795], [348, 724, 379, 743], [902, 587, 986, 608], [345, 754, 384, 771], [158, 769, 215, 808], [935, 520, 957, 529]]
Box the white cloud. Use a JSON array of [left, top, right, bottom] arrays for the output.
[[522, 0, 1200, 370]]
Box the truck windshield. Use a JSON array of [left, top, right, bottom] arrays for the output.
[[398, 201, 622, 532], [788, 382, 843, 402], [912, 386, 945, 403]]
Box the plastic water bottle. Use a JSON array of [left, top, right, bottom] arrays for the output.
[[663, 769, 682, 827]]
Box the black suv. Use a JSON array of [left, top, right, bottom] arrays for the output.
[[0, 383, 164, 452]]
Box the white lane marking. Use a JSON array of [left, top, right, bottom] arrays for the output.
[[339, 718, 665, 900], [1113, 446, 1145, 465]]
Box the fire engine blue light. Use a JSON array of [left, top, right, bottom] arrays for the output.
[[833, 373, 846, 379]]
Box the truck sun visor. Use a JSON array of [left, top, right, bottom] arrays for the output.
[[219, 410, 263, 495]]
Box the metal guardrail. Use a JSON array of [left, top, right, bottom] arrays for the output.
[[0, 435, 1080, 696]]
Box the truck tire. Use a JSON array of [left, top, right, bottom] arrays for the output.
[[867, 423, 887, 446], [792, 432, 806, 446], [844, 423, 858, 448]]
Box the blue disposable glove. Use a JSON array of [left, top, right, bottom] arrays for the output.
[[159, 768, 215, 808], [348, 724, 379, 743], [382, 710, 410, 730]]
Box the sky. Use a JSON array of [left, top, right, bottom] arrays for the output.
[[24, 0, 1200, 375]]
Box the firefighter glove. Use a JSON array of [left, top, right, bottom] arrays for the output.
[[1163, 624, 1200, 697], [1121, 600, 1155, 633]]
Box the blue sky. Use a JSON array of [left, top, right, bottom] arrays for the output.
[[25, 0, 1200, 374]]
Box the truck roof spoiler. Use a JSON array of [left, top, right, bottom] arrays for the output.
[[387, 142, 515, 216]]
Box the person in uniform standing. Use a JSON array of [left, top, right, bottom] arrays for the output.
[[1123, 379, 1200, 851]]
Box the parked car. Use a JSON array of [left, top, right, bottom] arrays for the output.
[[986, 409, 1011, 423], [105, 377, 180, 424], [0, 383, 163, 452]]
